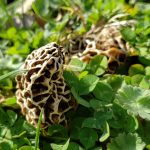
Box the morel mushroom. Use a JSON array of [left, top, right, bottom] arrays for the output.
[[16, 42, 75, 128], [71, 17, 136, 73]]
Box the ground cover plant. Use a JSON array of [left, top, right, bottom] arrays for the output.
[[0, 0, 150, 150]]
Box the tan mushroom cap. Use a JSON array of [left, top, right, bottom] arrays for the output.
[[69, 18, 135, 73], [16, 42, 76, 128]]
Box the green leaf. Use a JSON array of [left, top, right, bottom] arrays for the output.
[[145, 66, 150, 75], [10, 117, 32, 136], [0, 138, 13, 150], [128, 64, 145, 76], [107, 75, 124, 92], [139, 55, 150, 66], [0, 108, 10, 126], [70, 117, 84, 140], [13, 137, 31, 148], [99, 122, 110, 142], [0, 127, 7, 138], [32, 31, 43, 49], [67, 142, 84, 150], [147, 145, 150, 150], [0, 107, 35, 149], [68, 58, 86, 72], [48, 124, 68, 137], [7, 42, 29, 55], [116, 84, 150, 120], [87, 55, 108, 76], [63, 71, 79, 91], [90, 99, 109, 110], [137, 120, 150, 144], [41, 141, 51, 150], [121, 27, 136, 42], [22, 121, 36, 135], [51, 138, 70, 150], [79, 128, 98, 149], [79, 74, 99, 95], [6, 27, 16, 40], [0, 79, 13, 90], [124, 76, 132, 85], [62, 139, 70, 150], [107, 133, 145, 150], [82, 110, 113, 130], [139, 76, 150, 89], [71, 88, 90, 108], [110, 103, 138, 132], [2, 97, 17, 107], [4, 129, 12, 139], [94, 111, 113, 123], [79, 71, 88, 79], [82, 117, 102, 129], [7, 110, 17, 126], [93, 81, 114, 102], [131, 74, 144, 86], [51, 144, 63, 150], [32, 0, 50, 20]]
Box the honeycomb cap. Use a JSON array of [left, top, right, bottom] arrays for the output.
[[70, 18, 135, 73], [16, 42, 75, 128]]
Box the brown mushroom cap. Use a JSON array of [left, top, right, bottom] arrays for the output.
[[16, 42, 75, 128], [70, 19, 135, 73]]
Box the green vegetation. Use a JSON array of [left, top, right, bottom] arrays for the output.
[[0, 0, 150, 149]]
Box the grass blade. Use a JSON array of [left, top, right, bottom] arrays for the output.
[[35, 109, 43, 150], [0, 69, 27, 81]]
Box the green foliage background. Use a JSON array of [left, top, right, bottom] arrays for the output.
[[0, 0, 150, 150]]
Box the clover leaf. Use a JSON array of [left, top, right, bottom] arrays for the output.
[[79, 128, 98, 149]]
